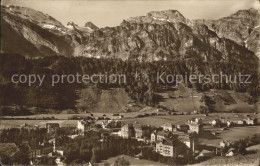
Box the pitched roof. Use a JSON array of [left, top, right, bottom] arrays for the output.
[[228, 148, 235, 152], [200, 149, 212, 154], [157, 131, 165, 136], [0, 143, 19, 157]]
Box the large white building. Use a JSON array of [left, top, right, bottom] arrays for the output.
[[162, 123, 174, 132], [188, 118, 202, 125], [77, 120, 91, 132], [245, 118, 257, 125], [119, 124, 134, 139], [187, 123, 202, 134], [156, 140, 176, 157]]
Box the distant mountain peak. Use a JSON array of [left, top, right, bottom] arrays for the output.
[[227, 7, 260, 19], [147, 10, 185, 19], [2, 5, 64, 28], [126, 9, 187, 25]]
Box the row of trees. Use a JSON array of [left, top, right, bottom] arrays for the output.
[[221, 134, 260, 155]]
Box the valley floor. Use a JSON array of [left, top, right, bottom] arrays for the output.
[[191, 153, 259, 166]]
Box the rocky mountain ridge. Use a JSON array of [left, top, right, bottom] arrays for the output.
[[1, 5, 259, 62], [192, 8, 260, 58]]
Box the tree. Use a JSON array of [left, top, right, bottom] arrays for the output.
[[0, 154, 11, 165], [236, 141, 247, 155], [11, 145, 30, 165]]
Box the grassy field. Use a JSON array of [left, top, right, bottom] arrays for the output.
[[122, 113, 258, 127], [157, 86, 202, 112], [1, 112, 257, 128], [158, 87, 258, 113], [0, 120, 78, 129], [192, 153, 259, 166], [97, 155, 165, 166], [75, 87, 143, 113], [199, 126, 260, 147]]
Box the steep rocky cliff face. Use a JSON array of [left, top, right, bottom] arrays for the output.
[[1, 6, 74, 57], [1, 5, 259, 62], [83, 21, 257, 64], [80, 9, 258, 63], [193, 8, 260, 58]]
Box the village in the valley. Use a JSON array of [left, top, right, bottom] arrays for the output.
[[0, 107, 259, 165]]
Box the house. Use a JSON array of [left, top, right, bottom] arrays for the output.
[[176, 124, 189, 132], [133, 122, 149, 138], [187, 123, 203, 134], [55, 147, 64, 156], [118, 115, 124, 119], [0, 143, 20, 158], [48, 138, 56, 151], [46, 123, 60, 134], [157, 131, 167, 141], [162, 123, 174, 132], [237, 120, 246, 125], [151, 130, 168, 142], [220, 140, 232, 148], [30, 156, 56, 165], [188, 118, 202, 124], [48, 138, 56, 144], [151, 130, 178, 142], [77, 120, 91, 132], [226, 148, 235, 156], [211, 119, 221, 126], [30, 148, 42, 158], [157, 108, 165, 112], [119, 124, 134, 138], [156, 139, 181, 157], [226, 121, 234, 127], [245, 118, 257, 125], [30, 145, 53, 158], [151, 132, 157, 142], [55, 157, 66, 166], [102, 120, 121, 129], [197, 149, 214, 158]]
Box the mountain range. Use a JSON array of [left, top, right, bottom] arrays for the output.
[[1, 5, 259, 62]]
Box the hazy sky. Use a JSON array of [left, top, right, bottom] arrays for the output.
[[2, 0, 259, 28]]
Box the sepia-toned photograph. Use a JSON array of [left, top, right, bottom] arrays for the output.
[[0, 0, 259, 165]]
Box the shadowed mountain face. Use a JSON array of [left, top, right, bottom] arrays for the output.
[[1, 5, 259, 62], [193, 8, 260, 58]]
